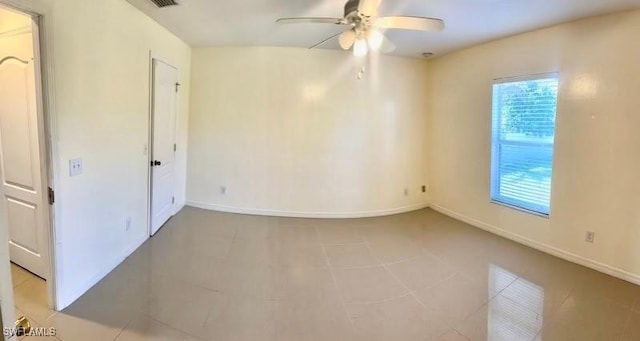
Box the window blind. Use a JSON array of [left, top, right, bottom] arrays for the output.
[[491, 75, 559, 216]]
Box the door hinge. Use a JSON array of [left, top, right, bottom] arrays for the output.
[[48, 187, 55, 205], [175, 82, 181, 92], [172, 196, 175, 204], [173, 144, 177, 152]]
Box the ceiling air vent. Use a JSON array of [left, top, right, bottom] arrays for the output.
[[149, 0, 179, 8]]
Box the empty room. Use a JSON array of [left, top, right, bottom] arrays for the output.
[[0, 0, 640, 340]]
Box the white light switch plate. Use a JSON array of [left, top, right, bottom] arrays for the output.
[[69, 158, 83, 176]]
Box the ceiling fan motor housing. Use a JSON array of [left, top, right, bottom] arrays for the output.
[[344, 0, 360, 17]]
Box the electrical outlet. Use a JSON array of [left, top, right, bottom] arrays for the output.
[[126, 216, 132, 232], [69, 158, 83, 176], [422, 185, 427, 193], [220, 186, 227, 195], [585, 231, 595, 243]]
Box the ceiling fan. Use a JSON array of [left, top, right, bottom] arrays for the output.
[[276, 0, 444, 57]]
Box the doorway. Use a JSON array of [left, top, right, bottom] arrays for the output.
[[0, 3, 56, 337], [149, 58, 178, 236], [0, 6, 49, 279]]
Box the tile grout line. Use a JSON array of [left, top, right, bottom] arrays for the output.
[[111, 315, 134, 341], [381, 254, 424, 267], [320, 241, 369, 247], [360, 238, 473, 340], [222, 223, 241, 262], [317, 225, 359, 336], [148, 315, 210, 341], [365, 238, 524, 339], [336, 292, 417, 307], [349, 227, 464, 306], [259, 220, 276, 341], [185, 222, 242, 340], [420, 245, 453, 267], [12, 276, 58, 328], [435, 272, 520, 341], [618, 303, 635, 341], [450, 329, 472, 341], [12, 278, 30, 290], [323, 253, 424, 271], [445, 269, 520, 327], [12, 275, 36, 292], [360, 240, 431, 309], [109, 285, 159, 341], [269, 220, 288, 341], [531, 287, 576, 340], [321, 225, 425, 303]]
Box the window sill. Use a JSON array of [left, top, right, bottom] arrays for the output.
[[490, 200, 550, 219]]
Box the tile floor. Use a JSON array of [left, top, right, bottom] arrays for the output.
[[10, 207, 640, 340]]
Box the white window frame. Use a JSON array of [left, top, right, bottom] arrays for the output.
[[490, 73, 559, 217]]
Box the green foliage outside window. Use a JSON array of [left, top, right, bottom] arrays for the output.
[[500, 80, 557, 138]]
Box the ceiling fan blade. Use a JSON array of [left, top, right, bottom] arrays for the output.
[[309, 30, 349, 50], [358, 0, 381, 16], [374, 16, 445, 32], [338, 30, 356, 50], [276, 17, 348, 25]]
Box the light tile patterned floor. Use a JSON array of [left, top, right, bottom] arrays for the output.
[[11, 207, 640, 340]]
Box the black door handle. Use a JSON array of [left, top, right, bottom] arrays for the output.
[[154, 160, 162, 166]]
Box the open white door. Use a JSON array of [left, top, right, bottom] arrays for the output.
[[0, 15, 48, 278], [150, 59, 178, 236], [0, 199, 17, 340]]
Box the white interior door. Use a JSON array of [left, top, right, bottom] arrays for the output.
[[0, 194, 17, 341], [150, 59, 178, 236], [0, 21, 48, 278]]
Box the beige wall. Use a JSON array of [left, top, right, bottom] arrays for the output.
[[3, 0, 191, 308], [187, 47, 429, 217], [427, 10, 640, 281]]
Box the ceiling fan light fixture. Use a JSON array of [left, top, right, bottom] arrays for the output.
[[275, 0, 445, 57], [367, 29, 384, 51], [353, 38, 368, 57]]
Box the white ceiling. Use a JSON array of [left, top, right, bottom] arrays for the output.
[[126, 0, 640, 58]]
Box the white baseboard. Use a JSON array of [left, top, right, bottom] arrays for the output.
[[173, 202, 185, 216], [185, 201, 430, 219], [58, 235, 148, 309], [430, 203, 640, 286]]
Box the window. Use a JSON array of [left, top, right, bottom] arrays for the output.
[[491, 74, 559, 216]]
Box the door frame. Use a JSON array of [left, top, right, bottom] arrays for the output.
[[146, 52, 179, 237], [0, 0, 60, 313]]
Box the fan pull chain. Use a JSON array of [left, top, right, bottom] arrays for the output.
[[357, 64, 366, 80]]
